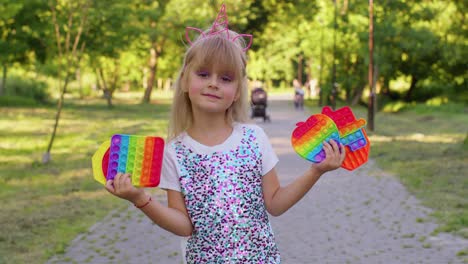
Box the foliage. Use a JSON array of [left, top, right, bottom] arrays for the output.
[[0, 0, 48, 65], [2, 75, 50, 102], [0, 95, 42, 107], [1, 0, 465, 107]]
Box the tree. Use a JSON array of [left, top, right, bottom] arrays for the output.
[[83, 0, 135, 107], [43, 0, 90, 163], [0, 0, 48, 96], [249, 1, 319, 88], [368, 0, 375, 131], [138, 0, 170, 104]]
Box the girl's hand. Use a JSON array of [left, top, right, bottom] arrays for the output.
[[105, 173, 145, 204], [312, 140, 346, 174]]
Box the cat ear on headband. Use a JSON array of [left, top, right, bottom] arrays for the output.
[[185, 27, 206, 45], [233, 34, 253, 52], [184, 4, 253, 52]]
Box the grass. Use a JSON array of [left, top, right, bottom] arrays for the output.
[[306, 99, 468, 239], [0, 92, 171, 264], [369, 106, 468, 238]]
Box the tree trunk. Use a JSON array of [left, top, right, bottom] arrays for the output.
[[306, 58, 313, 99], [381, 76, 390, 96], [344, 55, 352, 104], [43, 74, 71, 163], [0, 64, 7, 96], [351, 84, 366, 106], [367, 0, 375, 131], [108, 61, 120, 107], [105, 90, 113, 107], [76, 68, 83, 99], [318, 21, 324, 107], [404, 75, 417, 102], [297, 54, 303, 86], [110, 65, 119, 94], [142, 45, 158, 104], [351, 71, 368, 106], [44, 1, 89, 163], [95, 68, 102, 91], [98, 67, 113, 108]]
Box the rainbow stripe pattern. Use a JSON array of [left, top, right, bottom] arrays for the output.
[[92, 134, 164, 187], [291, 115, 340, 163], [321, 106, 370, 170], [291, 106, 370, 171]]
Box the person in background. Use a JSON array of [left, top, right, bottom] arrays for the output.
[[293, 79, 305, 110]]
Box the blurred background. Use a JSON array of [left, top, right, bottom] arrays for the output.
[[1, 0, 466, 107], [0, 0, 466, 263]]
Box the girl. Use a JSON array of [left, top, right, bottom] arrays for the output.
[[105, 14, 345, 264]]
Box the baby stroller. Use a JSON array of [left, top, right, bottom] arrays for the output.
[[250, 87, 270, 122]]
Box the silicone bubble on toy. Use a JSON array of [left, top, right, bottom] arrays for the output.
[[92, 134, 165, 187], [291, 106, 370, 171]]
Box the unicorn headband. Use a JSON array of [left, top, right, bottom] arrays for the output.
[[185, 4, 253, 52]]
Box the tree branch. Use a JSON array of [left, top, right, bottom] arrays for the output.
[[49, 1, 63, 59], [65, 1, 74, 53], [72, 1, 90, 58]]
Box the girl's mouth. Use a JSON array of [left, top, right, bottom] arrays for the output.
[[202, 93, 221, 99]]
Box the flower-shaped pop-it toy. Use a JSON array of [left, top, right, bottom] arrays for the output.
[[291, 106, 370, 171], [92, 134, 164, 187]]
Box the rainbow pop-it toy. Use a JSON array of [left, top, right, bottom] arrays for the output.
[[291, 106, 370, 170], [291, 114, 341, 163], [92, 134, 164, 187]]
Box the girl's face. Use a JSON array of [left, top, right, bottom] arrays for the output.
[[186, 66, 240, 115]]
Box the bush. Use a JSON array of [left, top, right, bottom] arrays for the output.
[[381, 100, 409, 113], [0, 95, 41, 107], [451, 85, 468, 104], [3, 76, 50, 103]]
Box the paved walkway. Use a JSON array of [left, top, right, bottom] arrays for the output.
[[47, 95, 467, 264]]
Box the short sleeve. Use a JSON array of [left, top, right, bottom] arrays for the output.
[[158, 143, 181, 192], [253, 125, 279, 176]]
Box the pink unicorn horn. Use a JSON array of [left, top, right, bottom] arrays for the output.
[[185, 4, 253, 52]]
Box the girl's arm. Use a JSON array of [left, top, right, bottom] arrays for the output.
[[262, 140, 345, 216], [105, 173, 193, 236]]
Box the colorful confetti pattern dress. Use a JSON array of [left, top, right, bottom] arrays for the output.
[[171, 125, 280, 263]]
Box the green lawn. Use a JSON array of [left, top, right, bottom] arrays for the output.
[[367, 105, 468, 238], [0, 94, 171, 264]]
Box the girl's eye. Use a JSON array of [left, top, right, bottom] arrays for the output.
[[197, 71, 209, 78], [222, 76, 233, 82]]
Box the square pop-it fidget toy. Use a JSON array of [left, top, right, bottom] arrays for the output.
[[291, 106, 370, 171], [92, 134, 164, 187]]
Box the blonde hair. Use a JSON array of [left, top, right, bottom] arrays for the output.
[[167, 29, 250, 140]]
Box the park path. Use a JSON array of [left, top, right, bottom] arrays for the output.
[[47, 94, 467, 264]]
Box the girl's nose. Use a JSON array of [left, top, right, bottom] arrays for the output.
[[208, 75, 219, 89]]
